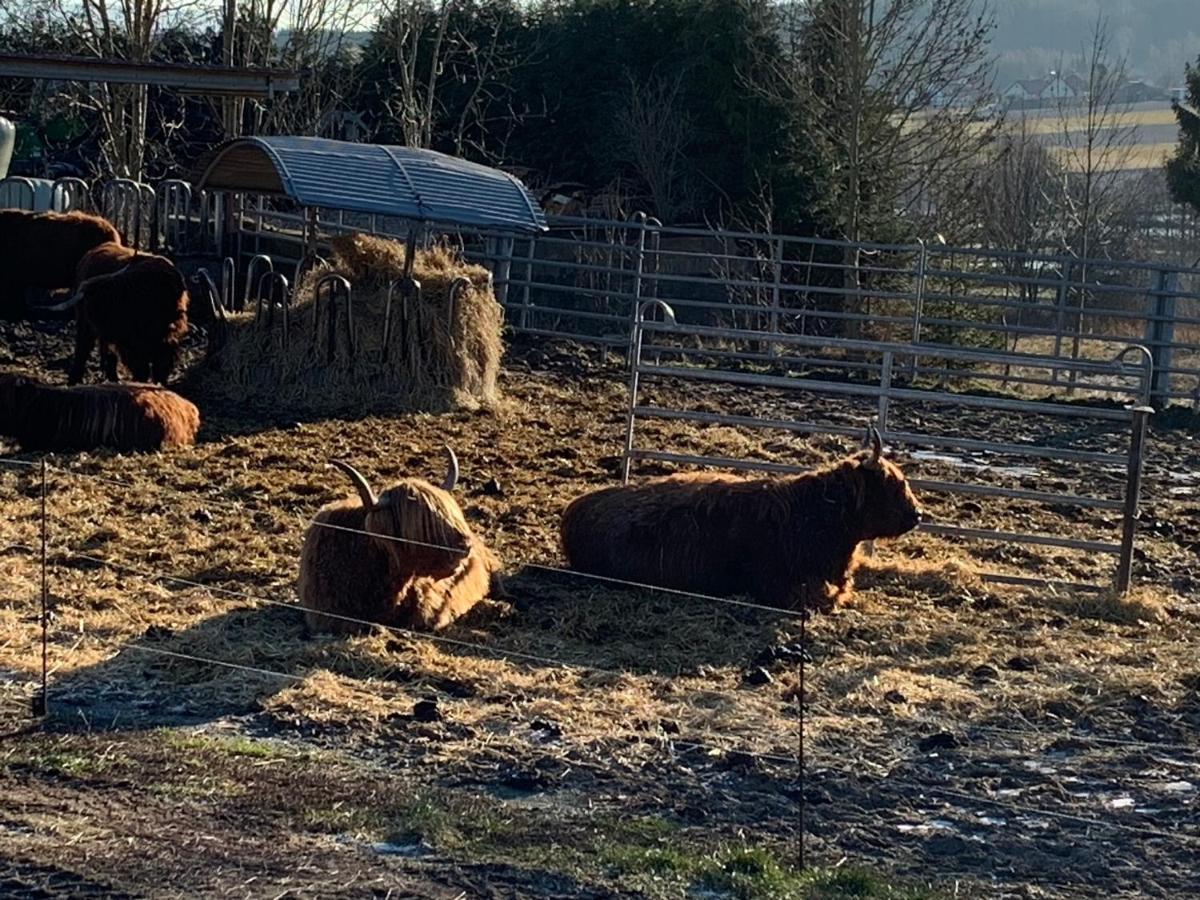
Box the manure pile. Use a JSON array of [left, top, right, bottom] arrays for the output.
[[196, 234, 504, 414]]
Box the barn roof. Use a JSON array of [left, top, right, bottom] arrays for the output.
[[188, 136, 547, 234]]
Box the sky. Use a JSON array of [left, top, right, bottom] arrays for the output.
[[990, 0, 1199, 87]]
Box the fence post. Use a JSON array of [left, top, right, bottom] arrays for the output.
[[518, 235, 537, 330], [1114, 405, 1154, 594], [33, 456, 49, 718], [1145, 268, 1178, 408], [909, 239, 928, 380], [621, 300, 676, 483], [877, 351, 894, 434], [1052, 260, 1073, 384], [768, 237, 784, 357], [628, 213, 650, 348], [493, 236, 514, 309]]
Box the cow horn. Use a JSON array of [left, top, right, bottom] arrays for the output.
[[329, 460, 377, 508], [41, 291, 84, 313], [441, 445, 459, 492], [77, 263, 134, 291], [867, 423, 883, 465]]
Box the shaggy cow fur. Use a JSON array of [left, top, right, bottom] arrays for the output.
[[560, 426, 922, 612], [47, 248, 190, 385], [298, 449, 502, 635], [0, 372, 200, 452], [0, 210, 121, 319]]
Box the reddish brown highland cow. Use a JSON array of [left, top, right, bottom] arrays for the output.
[[298, 448, 503, 635], [560, 425, 922, 611], [46, 246, 190, 386], [0, 210, 121, 318], [0, 372, 200, 453]]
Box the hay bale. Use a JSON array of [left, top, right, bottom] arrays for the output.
[[193, 234, 504, 414]]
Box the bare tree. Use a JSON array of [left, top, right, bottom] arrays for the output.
[[46, 0, 202, 179], [1051, 15, 1139, 364], [369, 0, 532, 157], [972, 115, 1063, 355], [615, 70, 694, 223], [373, 0, 454, 149], [442, 1, 531, 161], [979, 116, 1062, 258], [1053, 15, 1138, 264], [223, 0, 373, 138], [762, 0, 997, 335]]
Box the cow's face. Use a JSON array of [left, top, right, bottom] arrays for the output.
[[856, 453, 922, 540]]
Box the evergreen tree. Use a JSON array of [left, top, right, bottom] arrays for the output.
[[1166, 57, 1200, 215]]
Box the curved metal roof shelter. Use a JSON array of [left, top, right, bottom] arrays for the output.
[[189, 136, 547, 234]]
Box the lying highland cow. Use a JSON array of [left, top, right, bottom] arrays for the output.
[[298, 448, 502, 635], [560, 425, 922, 612], [0, 210, 121, 319], [45, 248, 189, 385], [0, 372, 200, 452]]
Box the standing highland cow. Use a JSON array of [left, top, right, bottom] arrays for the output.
[[0, 210, 121, 318], [45, 249, 189, 385], [298, 448, 502, 634], [560, 425, 922, 612]]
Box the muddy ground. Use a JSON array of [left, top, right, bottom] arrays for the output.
[[1, 319, 1199, 898]]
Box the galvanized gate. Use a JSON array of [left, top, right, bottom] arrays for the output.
[[621, 300, 1155, 593]]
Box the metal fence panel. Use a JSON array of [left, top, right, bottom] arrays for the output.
[[621, 300, 1155, 593]]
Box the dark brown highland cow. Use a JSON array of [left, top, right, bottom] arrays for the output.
[[0, 372, 200, 453], [298, 448, 503, 635], [0, 210, 121, 318], [560, 425, 922, 612], [45, 247, 189, 385]]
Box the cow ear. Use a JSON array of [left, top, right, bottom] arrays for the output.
[[844, 465, 867, 513]]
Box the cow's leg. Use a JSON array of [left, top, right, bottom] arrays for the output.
[[100, 344, 120, 382], [127, 358, 152, 382], [68, 320, 97, 385], [0, 283, 28, 320], [149, 346, 177, 385]]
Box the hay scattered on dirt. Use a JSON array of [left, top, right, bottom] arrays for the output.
[[194, 234, 504, 415], [1044, 584, 1172, 625]]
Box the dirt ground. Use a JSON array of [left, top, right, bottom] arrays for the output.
[[2, 318, 1199, 898]]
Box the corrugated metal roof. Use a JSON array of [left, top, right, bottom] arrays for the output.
[[189, 136, 547, 234]]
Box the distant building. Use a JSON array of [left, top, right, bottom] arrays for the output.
[[1000, 73, 1079, 107], [1001, 78, 1049, 106], [1003, 72, 1164, 109], [1115, 80, 1165, 103]]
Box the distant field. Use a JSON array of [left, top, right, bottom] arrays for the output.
[[904, 101, 1182, 171], [1018, 105, 1178, 135], [1051, 141, 1176, 172]]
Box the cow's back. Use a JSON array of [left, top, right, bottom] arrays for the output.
[[561, 472, 756, 596]]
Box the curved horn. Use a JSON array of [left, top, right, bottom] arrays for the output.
[[41, 291, 84, 313], [328, 460, 377, 508], [441, 445, 459, 492], [76, 262, 135, 292], [868, 423, 883, 465]]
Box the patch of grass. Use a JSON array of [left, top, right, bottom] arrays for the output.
[[700, 846, 806, 899], [151, 776, 247, 800], [165, 732, 295, 760], [805, 866, 941, 899], [602, 844, 697, 875], [301, 802, 390, 838], [2, 739, 127, 779]]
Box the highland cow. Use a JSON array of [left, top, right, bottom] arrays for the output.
[[45, 249, 189, 385], [298, 448, 502, 635], [0, 372, 200, 452], [560, 425, 922, 612], [0, 210, 121, 319]]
